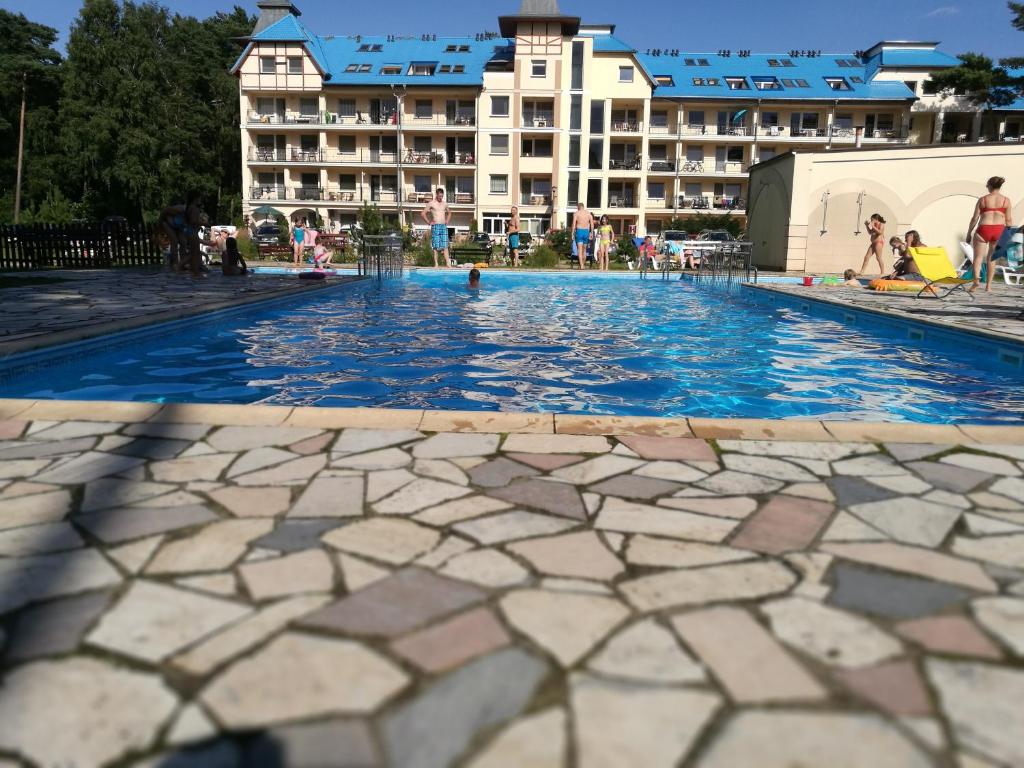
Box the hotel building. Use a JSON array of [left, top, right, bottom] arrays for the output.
[[233, 0, 1024, 239]]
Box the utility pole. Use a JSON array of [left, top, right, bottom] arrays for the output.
[[13, 73, 27, 224], [392, 84, 407, 228]]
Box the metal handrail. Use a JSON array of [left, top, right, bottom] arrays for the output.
[[693, 241, 755, 285], [359, 234, 405, 279]]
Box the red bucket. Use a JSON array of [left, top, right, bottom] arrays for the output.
[[802, 276, 814, 286]]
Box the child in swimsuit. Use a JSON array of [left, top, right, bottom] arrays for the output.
[[596, 215, 614, 271], [968, 176, 1014, 292], [858, 213, 887, 277]]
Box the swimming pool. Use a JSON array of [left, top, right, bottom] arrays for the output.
[[2, 270, 1022, 422]]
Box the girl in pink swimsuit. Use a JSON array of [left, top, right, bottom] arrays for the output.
[[969, 176, 1013, 292]]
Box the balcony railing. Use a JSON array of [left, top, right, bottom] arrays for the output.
[[407, 191, 475, 204], [326, 150, 399, 164], [611, 120, 644, 133], [648, 159, 677, 172], [609, 157, 643, 171], [713, 163, 750, 175], [522, 114, 555, 129], [649, 123, 675, 135], [608, 194, 637, 208], [249, 186, 326, 201], [370, 190, 398, 202], [666, 196, 746, 211], [520, 193, 552, 206], [403, 150, 476, 165], [405, 115, 477, 128]]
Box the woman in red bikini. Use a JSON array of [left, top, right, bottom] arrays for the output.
[[858, 213, 887, 276], [968, 176, 1014, 292]]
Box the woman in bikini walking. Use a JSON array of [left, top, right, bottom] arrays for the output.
[[858, 213, 887, 277], [968, 176, 1014, 292]]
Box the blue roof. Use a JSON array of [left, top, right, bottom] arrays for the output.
[[585, 34, 635, 53], [879, 48, 959, 68], [638, 53, 916, 101]]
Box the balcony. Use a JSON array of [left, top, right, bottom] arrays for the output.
[[520, 193, 552, 206], [249, 186, 325, 202], [667, 196, 746, 212], [522, 114, 555, 129], [648, 123, 676, 136], [403, 115, 477, 129], [677, 161, 749, 177], [608, 194, 637, 208], [610, 120, 644, 134], [249, 148, 322, 163], [648, 159, 677, 173], [609, 157, 643, 171], [370, 190, 398, 203], [680, 124, 752, 138]]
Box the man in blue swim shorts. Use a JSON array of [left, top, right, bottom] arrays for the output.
[[572, 202, 595, 269], [420, 187, 452, 267]]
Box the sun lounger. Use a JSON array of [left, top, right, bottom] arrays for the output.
[[909, 246, 974, 300]]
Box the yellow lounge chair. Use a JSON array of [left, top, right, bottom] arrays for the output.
[[909, 246, 975, 300]]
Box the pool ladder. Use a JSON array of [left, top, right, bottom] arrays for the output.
[[693, 242, 757, 285], [359, 235, 405, 279]]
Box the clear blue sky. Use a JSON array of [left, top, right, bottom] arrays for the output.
[[6, 0, 1021, 60]]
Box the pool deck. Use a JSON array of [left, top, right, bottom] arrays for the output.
[[0, 400, 1022, 767], [751, 281, 1024, 345], [0, 269, 360, 358]]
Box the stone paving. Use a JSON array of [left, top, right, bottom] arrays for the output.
[[756, 282, 1024, 343], [0, 406, 1022, 767], [0, 270, 356, 357]]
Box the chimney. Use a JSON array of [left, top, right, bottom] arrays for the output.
[[518, 0, 562, 13], [254, 0, 301, 34]]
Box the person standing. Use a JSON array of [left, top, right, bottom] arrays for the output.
[[507, 206, 521, 267], [571, 203, 595, 269], [968, 176, 1013, 292], [291, 218, 307, 267], [596, 214, 614, 271], [420, 188, 452, 267], [858, 213, 886, 277]]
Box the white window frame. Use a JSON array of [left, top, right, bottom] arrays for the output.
[[490, 175, 509, 195], [260, 56, 276, 74], [531, 59, 547, 78], [490, 134, 509, 156]]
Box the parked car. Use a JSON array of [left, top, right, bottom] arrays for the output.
[[253, 224, 282, 247], [657, 230, 689, 255], [698, 230, 737, 242]]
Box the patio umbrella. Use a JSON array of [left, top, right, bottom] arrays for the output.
[[252, 205, 283, 218]]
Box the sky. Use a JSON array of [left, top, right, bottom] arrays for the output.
[[5, 0, 1021, 60]]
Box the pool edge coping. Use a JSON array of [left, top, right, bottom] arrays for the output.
[[0, 399, 1020, 445]]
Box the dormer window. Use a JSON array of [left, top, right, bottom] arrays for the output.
[[836, 59, 850, 67], [381, 65, 402, 75], [767, 58, 781, 67], [753, 76, 781, 90], [358, 64, 371, 73], [358, 44, 383, 52], [453, 64, 465, 73], [851, 76, 864, 83], [725, 77, 750, 90], [655, 75, 675, 86], [781, 58, 795, 66], [445, 44, 471, 53], [692, 77, 719, 86], [825, 77, 852, 91], [410, 62, 437, 76], [345, 64, 359, 72]]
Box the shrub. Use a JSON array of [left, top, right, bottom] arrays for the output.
[[236, 232, 258, 262], [616, 236, 639, 262], [529, 245, 560, 268], [414, 236, 437, 266], [546, 228, 572, 255]]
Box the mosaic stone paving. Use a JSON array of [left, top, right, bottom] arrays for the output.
[[0, 417, 1023, 767]]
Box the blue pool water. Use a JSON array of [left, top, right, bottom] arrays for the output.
[[2, 271, 1023, 422]]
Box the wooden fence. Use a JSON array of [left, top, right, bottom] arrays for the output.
[[0, 223, 163, 271]]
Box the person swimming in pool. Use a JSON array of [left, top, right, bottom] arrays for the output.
[[468, 267, 481, 290], [571, 203, 595, 270]]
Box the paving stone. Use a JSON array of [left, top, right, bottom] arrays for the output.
[[952, 534, 1024, 569], [924, 489, 972, 509], [825, 477, 898, 510], [32, 450, 144, 484], [621, 560, 796, 611], [672, 606, 826, 703], [697, 710, 933, 768], [414, 536, 475, 568], [500, 589, 629, 666], [176, 573, 237, 597], [289, 476, 365, 518], [789, 457, 832, 477], [0, 521, 83, 556], [201, 633, 409, 728], [226, 447, 296, 478], [972, 597, 1024, 655], [885, 443, 950, 462], [81, 478, 176, 512], [907, 461, 993, 493], [179, 442, 217, 458], [300, 567, 486, 637], [0, 436, 97, 460], [0, 420, 26, 440], [507, 531, 624, 581], [722, 454, 818, 483], [0, 480, 59, 499], [829, 561, 976, 620], [412, 495, 512, 526], [3, 590, 114, 662], [505, 452, 585, 470], [821, 510, 888, 541], [146, 519, 274, 574], [0, 657, 177, 768], [288, 432, 334, 456], [489, 478, 587, 520], [657, 495, 758, 519], [461, 457, 536, 489], [207, 485, 292, 518], [0, 549, 122, 614], [719, 440, 872, 461], [782, 482, 835, 502], [466, 708, 566, 768], [848, 497, 961, 547], [234, 454, 327, 486], [583, 491, 601, 515], [619, 435, 716, 461], [595, 496, 738, 542], [730, 496, 834, 555], [108, 535, 164, 573], [695, 471, 784, 495], [239, 549, 335, 601], [441, 548, 530, 587], [88, 580, 250, 663], [112, 437, 191, 460], [253, 519, 342, 553], [0, 458, 51, 481], [333, 428, 423, 455], [864, 474, 933, 495], [963, 512, 1024, 536], [823, 542, 997, 592], [337, 553, 391, 591], [381, 648, 548, 768], [149, 453, 236, 483], [833, 454, 910, 477], [927, 659, 1024, 767], [412, 433, 500, 459], [834, 660, 931, 716], [503, 433, 611, 454], [390, 607, 511, 673], [131, 739, 240, 768], [895, 616, 1003, 659], [550, 455, 645, 485], [171, 595, 331, 677], [988, 476, 1024, 503], [588, 618, 705, 684], [332, 447, 412, 470], [631, 461, 707, 483], [323, 518, 440, 564], [626, 535, 755, 568], [374, 478, 471, 515], [541, 578, 613, 595], [366, 468, 417, 502], [942, 453, 1021, 477], [124, 422, 211, 440], [165, 704, 217, 747], [207, 425, 322, 452], [29, 421, 121, 441], [899, 716, 946, 753], [588, 474, 680, 500], [571, 674, 720, 768], [413, 459, 470, 486], [454, 510, 579, 544], [136, 489, 205, 508]]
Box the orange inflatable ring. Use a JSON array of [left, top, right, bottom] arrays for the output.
[[474, 262, 489, 269], [868, 279, 927, 292]]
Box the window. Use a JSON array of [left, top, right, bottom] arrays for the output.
[[850, 76, 863, 83], [490, 134, 509, 155], [345, 64, 359, 73], [649, 143, 667, 160], [413, 136, 431, 153], [260, 56, 276, 74], [439, 64, 452, 73], [453, 64, 465, 73], [903, 80, 918, 94], [587, 179, 602, 208], [567, 172, 579, 206], [359, 64, 372, 73], [753, 77, 781, 91], [338, 174, 356, 191], [923, 80, 938, 95], [795, 79, 809, 87], [688, 110, 705, 127], [358, 43, 383, 52], [726, 145, 744, 163], [655, 75, 675, 86], [287, 57, 303, 74], [648, 181, 666, 199], [337, 99, 356, 118], [570, 94, 582, 130], [686, 146, 704, 161], [337, 135, 356, 154], [781, 78, 796, 87], [693, 78, 720, 86], [781, 59, 795, 66], [825, 77, 852, 91], [569, 136, 581, 167], [445, 44, 471, 53], [760, 111, 779, 127], [491, 96, 510, 117], [698, 58, 710, 66], [490, 175, 508, 194], [619, 66, 635, 83], [760, 147, 776, 162], [414, 175, 432, 193], [685, 183, 702, 198], [725, 77, 750, 91], [684, 58, 696, 66], [299, 98, 318, 117], [589, 138, 604, 170], [380, 65, 402, 75], [651, 110, 668, 129], [846, 58, 861, 67], [522, 138, 552, 157], [415, 100, 432, 119], [768, 58, 781, 67], [571, 40, 584, 89], [410, 62, 436, 76], [836, 59, 850, 67], [590, 100, 605, 133], [532, 60, 547, 77]]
